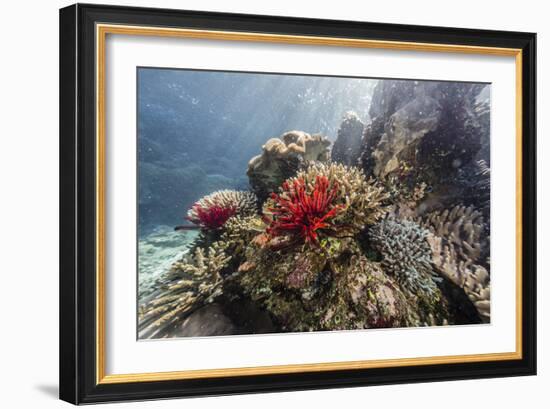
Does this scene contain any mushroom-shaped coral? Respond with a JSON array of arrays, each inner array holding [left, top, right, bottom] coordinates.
[[247, 131, 331, 201], [186, 190, 257, 230]]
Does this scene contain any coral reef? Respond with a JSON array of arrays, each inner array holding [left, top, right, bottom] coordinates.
[[136, 69, 494, 340], [229, 163, 433, 331], [140, 122, 490, 338], [247, 131, 331, 201], [186, 190, 257, 230], [139, 79, 491, 338], [331, 112, 364, 166]]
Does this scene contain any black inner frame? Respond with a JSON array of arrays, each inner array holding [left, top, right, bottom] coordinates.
[[59, 3, 536, 404]]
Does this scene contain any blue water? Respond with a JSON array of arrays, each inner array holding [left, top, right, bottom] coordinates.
[[137, 68, 378, 234]]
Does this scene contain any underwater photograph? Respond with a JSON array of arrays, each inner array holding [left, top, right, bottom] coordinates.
[[137, 67, 491, 340]]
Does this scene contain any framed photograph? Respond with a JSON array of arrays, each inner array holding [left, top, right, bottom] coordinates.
[[59, 3, 536, 404]]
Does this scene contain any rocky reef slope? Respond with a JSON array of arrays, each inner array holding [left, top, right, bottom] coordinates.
[[138, 81, 491, 338]]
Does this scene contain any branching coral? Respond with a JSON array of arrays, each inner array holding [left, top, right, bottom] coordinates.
[[138, 244, 231, 339], [299, 163, 389, 230], [263, 162, 388, 249], [186, 190, 257, 230], [369, 218, 442, 303], [216, 215, 266, 265]]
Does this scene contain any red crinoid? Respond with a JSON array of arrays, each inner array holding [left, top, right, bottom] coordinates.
[[185, 190, 257, 231], [266, 175, 344, 245], [187, 204, 237, 229]]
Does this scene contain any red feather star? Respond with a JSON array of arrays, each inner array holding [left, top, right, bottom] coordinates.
[[187, 204, 237, 229], [266, 175, 344, 245]]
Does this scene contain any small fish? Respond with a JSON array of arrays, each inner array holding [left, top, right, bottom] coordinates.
[[174, 225, 200, 231]]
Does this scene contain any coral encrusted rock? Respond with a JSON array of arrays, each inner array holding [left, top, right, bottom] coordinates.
[[359, 81, 490, 211], [331, 112, 364, 166]]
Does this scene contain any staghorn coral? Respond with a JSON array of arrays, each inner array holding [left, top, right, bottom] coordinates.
[[186, 190, 257, 230], [421, 205, 490, 322], [369, 218, 442, 304], [138, 243, 231, 339], [247, 131, 331, 201]]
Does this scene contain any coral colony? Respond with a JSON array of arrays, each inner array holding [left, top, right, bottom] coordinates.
[[138, 80, 491, 339]]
